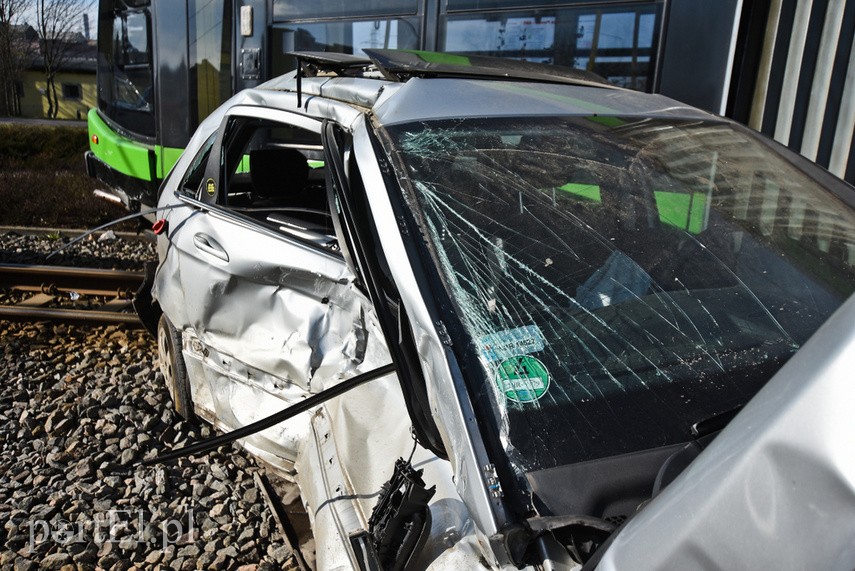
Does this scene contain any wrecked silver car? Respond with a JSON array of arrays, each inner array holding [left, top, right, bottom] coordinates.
[[148, 50, 855, 569]]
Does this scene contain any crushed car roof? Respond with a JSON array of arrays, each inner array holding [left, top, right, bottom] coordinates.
[[256, 50, 713, 125]]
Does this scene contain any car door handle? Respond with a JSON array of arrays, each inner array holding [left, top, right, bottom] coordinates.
[[193, 233, 229, 263]]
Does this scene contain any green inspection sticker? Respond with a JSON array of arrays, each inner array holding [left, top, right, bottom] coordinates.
[[205, 178, 216, 197], [496, 355, 550, 403]]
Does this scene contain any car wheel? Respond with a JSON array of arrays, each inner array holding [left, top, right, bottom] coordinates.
[[157, 314, 195, 421]]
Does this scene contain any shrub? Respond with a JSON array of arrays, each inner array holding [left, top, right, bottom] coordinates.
[[0, 123, 90, 171], [0, 123, 133, 229]]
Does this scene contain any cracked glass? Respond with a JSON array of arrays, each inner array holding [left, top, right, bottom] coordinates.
[[383, 116, 855, 474]]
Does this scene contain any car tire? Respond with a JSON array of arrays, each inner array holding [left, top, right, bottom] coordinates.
[[157, 314, 195, 421]]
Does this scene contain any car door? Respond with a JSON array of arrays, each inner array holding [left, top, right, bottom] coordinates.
[[158, 106, 388, 467]]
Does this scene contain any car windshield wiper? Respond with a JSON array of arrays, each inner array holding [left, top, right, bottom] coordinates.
[[690, 405, 743, 439]]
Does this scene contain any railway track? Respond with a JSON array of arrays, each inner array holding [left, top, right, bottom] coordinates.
[[0, 263, 145, 326]]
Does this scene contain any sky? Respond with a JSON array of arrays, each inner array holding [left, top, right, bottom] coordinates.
[[20, 1, 99, 41]]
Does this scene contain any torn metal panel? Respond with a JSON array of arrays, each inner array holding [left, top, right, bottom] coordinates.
[[154, 185, 390, 474], [294, 362, 497, 571], [159, 204, 381, 390], [298, 407, 365, 571], [596, 293, 855, 570], [181, 331, 313, 469], [259, 75, 392, 111]]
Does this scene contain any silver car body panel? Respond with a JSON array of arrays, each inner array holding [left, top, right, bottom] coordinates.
[[154, 103, 384, 464], [596, 293, 855, 571], [156, 199, 387, 463], [181, 328, 313, 472], [372, 77, 711, 126]]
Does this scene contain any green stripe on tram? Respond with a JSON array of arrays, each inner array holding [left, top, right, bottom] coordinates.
[[88, 109, 155, 182]]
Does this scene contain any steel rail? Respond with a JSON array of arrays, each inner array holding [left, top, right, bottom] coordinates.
[[0, 306, 142, 325], [0, 263, 144, 295], [0, 263, 145, 327]]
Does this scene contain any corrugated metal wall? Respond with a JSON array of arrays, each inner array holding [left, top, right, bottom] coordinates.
[[747, 0, 855, 184]]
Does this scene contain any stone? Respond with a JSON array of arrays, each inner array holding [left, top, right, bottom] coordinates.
[[108, 560, 132, 571], [75, 461, 93, 479], [176, 545, 200, 559], [237, 527, 255, 544], [96, 554, 119, 569], [210, 552, 231, 570], [39, 552, 72, 570], [119, 449, 135, 466], [270, 544, 292, 564], [195, 551, 215, 569], [13, 558, 36, 571], [219, 545, 238, 559], [242, 488, 258, 504], [209, 503, 227, 518]]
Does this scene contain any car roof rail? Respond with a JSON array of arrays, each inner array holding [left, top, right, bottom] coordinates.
[[362, 49, 616, 89]]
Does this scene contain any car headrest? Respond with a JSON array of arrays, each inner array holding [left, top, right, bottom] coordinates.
[[250, 148, 310, 198]]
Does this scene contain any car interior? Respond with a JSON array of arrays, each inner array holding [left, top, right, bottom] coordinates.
[[178, 116, 337, 250], [225, 120, 335, 246]]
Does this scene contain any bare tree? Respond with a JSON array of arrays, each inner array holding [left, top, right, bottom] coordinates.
[[0, 0, 33, 116], [35, 0, 94, 118]]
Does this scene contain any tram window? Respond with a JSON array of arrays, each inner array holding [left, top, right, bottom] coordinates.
[[271, 18, 420, 76], [448, 0, 543, 8], [273, 0, 417, 20], [189, 0, 233, 125], [115, 11, 150, 67], [447, 0, 659, 10], [100, 7, 154, 137], [440, 2, 662, 92]]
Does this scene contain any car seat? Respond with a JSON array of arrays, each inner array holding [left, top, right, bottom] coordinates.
[[250, 148, 310, 208]]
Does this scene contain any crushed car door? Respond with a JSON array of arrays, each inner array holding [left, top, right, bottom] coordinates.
[[161, 107, 385, 465]]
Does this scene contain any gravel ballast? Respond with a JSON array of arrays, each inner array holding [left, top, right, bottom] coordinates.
[[0, 231, 312, 570], [0, 228, 157, 271]]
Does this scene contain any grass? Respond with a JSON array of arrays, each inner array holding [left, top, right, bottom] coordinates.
[[0, 123, 134, 229]]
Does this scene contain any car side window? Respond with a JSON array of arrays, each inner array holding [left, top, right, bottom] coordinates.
[[215, 116, 335, 249], [178, 132, 216, 195]]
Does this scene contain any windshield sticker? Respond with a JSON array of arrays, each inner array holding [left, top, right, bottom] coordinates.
[[480, 325, 546, 362], [205, 178, 216, 197], [496, 356, 550, 403]]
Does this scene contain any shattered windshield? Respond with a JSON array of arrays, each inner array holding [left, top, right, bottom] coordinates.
[[383, 116, 855, 473]]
